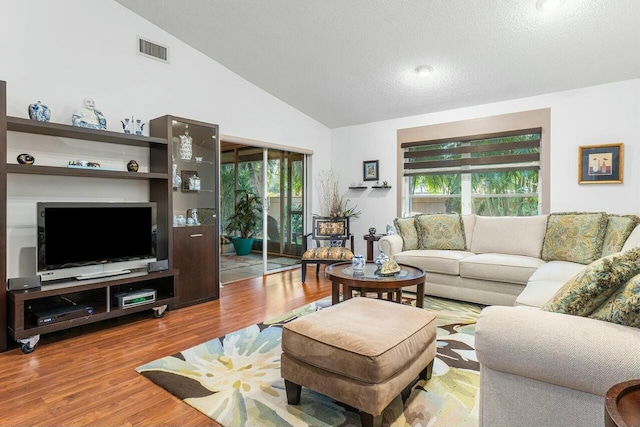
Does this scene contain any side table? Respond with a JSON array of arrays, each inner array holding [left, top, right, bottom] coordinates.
[[363, 234, 385, 261], [605, 379, 640, 427]]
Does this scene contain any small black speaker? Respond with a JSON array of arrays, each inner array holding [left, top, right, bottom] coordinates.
[[148, 259, 169, 273], [8, 275, 42, 291]]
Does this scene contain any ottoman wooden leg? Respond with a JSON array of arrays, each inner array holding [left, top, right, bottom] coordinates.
[[420, 359, 434, 381], [301, 264, 307, 282], [284, 379, 301, 405], [360, 411, 382, 427]]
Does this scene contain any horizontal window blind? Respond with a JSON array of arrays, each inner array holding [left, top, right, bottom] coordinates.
[[401, 128, 541, 177]]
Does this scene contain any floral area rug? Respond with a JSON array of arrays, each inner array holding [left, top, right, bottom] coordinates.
[[136, 296, 483, 427]]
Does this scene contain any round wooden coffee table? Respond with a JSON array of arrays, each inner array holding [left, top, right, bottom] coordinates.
[[325, 262, 426, 308]]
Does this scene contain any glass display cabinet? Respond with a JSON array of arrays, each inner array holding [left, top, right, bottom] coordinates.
[[150, 115, 220, 307]]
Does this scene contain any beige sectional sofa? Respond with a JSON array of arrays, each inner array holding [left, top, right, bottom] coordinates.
[[378, 213, 640, 427]]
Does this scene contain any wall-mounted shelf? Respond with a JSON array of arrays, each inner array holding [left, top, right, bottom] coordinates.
[[7, 116, 168, 147], [6, 164, 168, 180], [348, 186, 367, 189], [372, 185, 392, 189]]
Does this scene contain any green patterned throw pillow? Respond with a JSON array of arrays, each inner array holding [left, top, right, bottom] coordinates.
[[541, 212, 608, 264], [393, 216, 419, 251], [414, 213, 466, 250], [601, 214, 640, 257], [541, 248, 640, 316], [591, 273, 640, 327]]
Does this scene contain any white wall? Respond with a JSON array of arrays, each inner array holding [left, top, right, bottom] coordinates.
[[1, 0, 331, 277], [331, 79, 640, 255]]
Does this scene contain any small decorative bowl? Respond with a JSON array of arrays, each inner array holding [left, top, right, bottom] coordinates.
[[17, 153, 35, 165]]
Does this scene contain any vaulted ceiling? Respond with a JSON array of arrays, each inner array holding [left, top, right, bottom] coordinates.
[[116, 0, 640, 128]]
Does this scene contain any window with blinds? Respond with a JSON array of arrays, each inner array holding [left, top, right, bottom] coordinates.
[[402, 128, 542, 216]]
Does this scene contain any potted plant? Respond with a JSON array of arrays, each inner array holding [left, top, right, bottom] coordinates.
[[225, 190, 262, 256]]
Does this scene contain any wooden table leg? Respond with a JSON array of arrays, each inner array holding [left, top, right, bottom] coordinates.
[[416, 281, 425, 308], [344, 285, 353, 301], [366, 239, 374, 261], [332, 280, 340, 305]]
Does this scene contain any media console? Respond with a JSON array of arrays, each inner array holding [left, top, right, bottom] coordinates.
[[8, 269, 177, 353]]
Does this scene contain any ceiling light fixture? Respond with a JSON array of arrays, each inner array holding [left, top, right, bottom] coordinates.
[[415, 65, 433, 77], [536, 0, 565, 11]]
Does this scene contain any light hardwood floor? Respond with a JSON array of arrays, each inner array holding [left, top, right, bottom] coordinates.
[[0, 267, 331, 426]]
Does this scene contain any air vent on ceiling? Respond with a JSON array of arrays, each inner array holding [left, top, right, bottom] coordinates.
[[137, 36, 169, 63]]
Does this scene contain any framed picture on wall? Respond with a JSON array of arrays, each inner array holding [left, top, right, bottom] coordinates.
[[578, 143, 623, 184], [363, 160, 379, 181]]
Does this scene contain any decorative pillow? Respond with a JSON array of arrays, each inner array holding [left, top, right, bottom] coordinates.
[[414, 213, 466, 250], [590, 273, 640, 327], [393, 217, 418, 251], [541, 212, 608, 264], [541, 248, 640, 316], [601, 214, 640, 257]]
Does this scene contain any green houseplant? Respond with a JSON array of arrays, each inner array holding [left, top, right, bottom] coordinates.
[[225, 190, 262, 256]]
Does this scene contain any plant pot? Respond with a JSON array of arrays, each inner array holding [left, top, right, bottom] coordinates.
[[232, 237, 254, 256]]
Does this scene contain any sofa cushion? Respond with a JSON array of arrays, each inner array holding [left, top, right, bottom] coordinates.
[[601, 214, 640, 256], [541, 212, 608, 264], [541, 248, 640, 316], [590, 273, 640, 327], [393, 216, 418, 251], [470, 215, 547, 258], [414, 213, 467, 250], [515, 261, 587, 308], [459, 253, 545, 285], [394, 249, 475, 276]]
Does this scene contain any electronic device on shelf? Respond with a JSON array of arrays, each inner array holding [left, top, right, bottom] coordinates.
[[36, 202, 157, 282], [31, 304, 94, 326], [115, 289, 157, 309]]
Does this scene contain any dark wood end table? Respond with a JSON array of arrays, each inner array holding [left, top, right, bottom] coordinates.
[[325, 262, 426, 308], [605, 379, 640, 427], [363, 234, 385, 261]]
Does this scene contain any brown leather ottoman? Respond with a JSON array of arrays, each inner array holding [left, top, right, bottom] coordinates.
[[281, 297, 437, 427]]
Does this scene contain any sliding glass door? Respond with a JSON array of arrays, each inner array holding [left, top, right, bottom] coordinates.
[[220, 143, 306, 281], [264, 149, 304, 273]]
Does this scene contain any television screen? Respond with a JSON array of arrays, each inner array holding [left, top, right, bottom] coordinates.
[[37, 202, 156, 280]]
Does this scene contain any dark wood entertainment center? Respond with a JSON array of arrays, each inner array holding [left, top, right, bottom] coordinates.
[[0, 81, 220, 353]]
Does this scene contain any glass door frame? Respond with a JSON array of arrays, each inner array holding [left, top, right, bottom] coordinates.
[[219, 136, 310, 278]]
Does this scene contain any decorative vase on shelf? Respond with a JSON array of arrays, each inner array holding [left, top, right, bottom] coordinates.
[[188, 175, 201, 191], [28, 101, 51, 122], [179, 129, 193, 160], [135, 119, 145, 135], [121, 118, 132, 134], [17, 153, 35, 165], [127, 160, 139, 172], [172, 164, 181, 189]]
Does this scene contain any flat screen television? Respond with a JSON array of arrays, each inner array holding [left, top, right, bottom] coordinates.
[[37, 202, 157, 282]]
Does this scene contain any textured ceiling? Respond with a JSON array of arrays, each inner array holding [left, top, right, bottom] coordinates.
[[115, 0, 640, 128]]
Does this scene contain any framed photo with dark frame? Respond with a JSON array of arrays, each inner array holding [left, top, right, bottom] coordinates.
[[578, 143, 623, 184], [363, 160, 379, 181]]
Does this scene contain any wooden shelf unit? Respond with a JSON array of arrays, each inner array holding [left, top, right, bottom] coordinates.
[[1, 80, 176, 352], [8, 270, 178, 341]]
